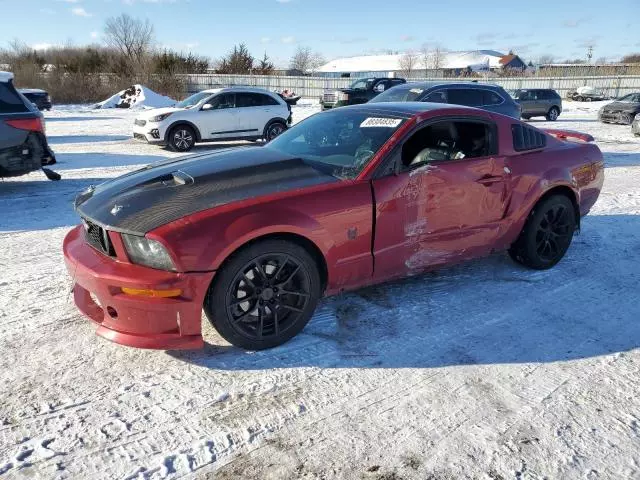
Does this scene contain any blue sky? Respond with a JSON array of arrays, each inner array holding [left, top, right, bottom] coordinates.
[[4, 0, 639, 66]]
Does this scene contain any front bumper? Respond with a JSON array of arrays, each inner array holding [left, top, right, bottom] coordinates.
[[599, 111, 635, 124], [63, 225, 215, 350], [132, 123, 165, 145]]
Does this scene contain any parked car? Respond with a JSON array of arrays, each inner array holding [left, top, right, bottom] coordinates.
[[18, 88, 52, 111], [320, 77, 407, 110], [567, 86, 606, 102], [370, 81, 521, 118], [632, 114, 640, 136], [1, 72, 56, 178], [509, 89, 562, 121], [598, 93, 640, 125], [65, 102, 604, 351], [133, 87, 292, 151]]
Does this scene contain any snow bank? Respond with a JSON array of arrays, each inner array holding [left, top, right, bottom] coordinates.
[[0, 71, 14, 82], [95, 84, 176, 110]]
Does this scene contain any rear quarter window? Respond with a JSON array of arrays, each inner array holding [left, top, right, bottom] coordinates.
[[0, 83, 29, 114], [483, 90, 503, 105], [512, 124, 547, 151]]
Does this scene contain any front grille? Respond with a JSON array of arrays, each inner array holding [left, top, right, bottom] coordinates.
[[134, 119, 147, 127], [83, 219, 116, 257]]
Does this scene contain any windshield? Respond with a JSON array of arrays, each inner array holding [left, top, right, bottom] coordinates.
[[349, 79, 374, 90], [617, 93, 639, 102], [175, 91, 213, 109], [369, 85, 424, 103], [266, 110, 406, 179]]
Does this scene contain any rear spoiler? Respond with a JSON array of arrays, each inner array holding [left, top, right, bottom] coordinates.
[[543, 129, 594, 143]]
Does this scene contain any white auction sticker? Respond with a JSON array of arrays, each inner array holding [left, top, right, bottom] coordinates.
[[360, 117, 402, 128], [409, 88, 424, 94]]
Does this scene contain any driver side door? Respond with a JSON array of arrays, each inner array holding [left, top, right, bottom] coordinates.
[[371, 117, 511, 280], [194, 93, 239, 140]]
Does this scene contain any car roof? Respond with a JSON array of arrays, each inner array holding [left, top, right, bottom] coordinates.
[[202, 86, 282, 95], [338, 101, 484, 118], [0, 71, 14, 82], [393, 81, 503, 90]]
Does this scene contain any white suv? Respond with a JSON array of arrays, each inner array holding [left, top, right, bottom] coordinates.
[[133, 87, 292, 151]]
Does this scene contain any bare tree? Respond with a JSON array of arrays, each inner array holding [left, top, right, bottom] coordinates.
[[289, 46, 325, 74], [536, 54, 556, 65], [104, 14, 154, 64], [398, 50, 419, 78]]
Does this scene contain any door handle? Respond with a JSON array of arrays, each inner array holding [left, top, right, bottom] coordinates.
[[476, 175, 503, 185]]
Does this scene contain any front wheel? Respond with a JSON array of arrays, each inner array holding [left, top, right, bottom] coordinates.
[[546, 107, 560, 121], [621, 113, 633, 125], [204, 239, 321, 350], [169, 125, 195, 152], [509, 195, 577, 270], [264, 121, 287, 142]]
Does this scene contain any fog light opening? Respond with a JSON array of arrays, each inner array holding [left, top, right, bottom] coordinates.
[[106, 306, 118, 318]]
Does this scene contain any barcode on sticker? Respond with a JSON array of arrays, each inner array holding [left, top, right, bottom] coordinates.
[[360, 117, 402, 128]]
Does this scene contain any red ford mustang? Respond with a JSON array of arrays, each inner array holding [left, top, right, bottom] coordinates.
[[63, 103, 604, 350]]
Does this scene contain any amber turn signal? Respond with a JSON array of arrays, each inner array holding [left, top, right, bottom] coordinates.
[[121, 287, 182, 298]]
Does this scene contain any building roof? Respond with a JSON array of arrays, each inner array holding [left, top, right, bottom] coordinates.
[[317, 50, 506, 73], [499, 54, 517, 66]]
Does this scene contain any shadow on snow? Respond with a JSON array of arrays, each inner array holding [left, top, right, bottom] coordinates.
[[169, 214, 640, 371]]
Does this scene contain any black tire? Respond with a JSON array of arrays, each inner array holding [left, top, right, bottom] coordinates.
[[169, 125, 196, 152], [508, 195, 577, 270], [263, 121, 287, 142], [621, 113, 633, 125], [521, 115, 531, 120], [204, 239, 321, 350], [546, 107, 560, 121], [575, 95, 584, 102]]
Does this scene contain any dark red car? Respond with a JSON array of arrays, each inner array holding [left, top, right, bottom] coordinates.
[[63, 103, 604, 351]]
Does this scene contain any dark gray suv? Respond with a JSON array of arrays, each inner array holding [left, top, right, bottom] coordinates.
[[368, 81, 521, 118], [509, 89, 562, 121], [1, 72, 56, 178]]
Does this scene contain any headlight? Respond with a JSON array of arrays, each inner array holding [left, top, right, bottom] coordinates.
[[121, 234, 175, 271], [148, 112, 173, 123], [635, 113, 640, 120]]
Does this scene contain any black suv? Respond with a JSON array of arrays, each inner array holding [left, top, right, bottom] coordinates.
[[1, 72, 56, 178], [369, 81, 521, 118], [320, 77, 407, 110], [509, 89, 562, 121], [18, 88, 52, 111]]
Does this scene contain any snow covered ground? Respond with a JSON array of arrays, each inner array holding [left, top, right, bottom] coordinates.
[[0, 101, 639, 479]]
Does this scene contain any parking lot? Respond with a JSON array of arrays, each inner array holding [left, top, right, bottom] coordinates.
[[1, 101, 639, 479]]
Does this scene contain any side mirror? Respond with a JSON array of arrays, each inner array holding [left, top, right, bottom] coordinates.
[[202, 103, 214, 111]]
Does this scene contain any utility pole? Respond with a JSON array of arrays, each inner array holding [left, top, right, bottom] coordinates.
[[587, 45, 593, 63]]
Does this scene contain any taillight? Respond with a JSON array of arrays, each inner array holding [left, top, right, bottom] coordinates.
[[5, 117, 44, 133]]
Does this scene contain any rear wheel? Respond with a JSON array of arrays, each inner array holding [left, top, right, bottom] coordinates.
[[509, 195, 577, 270], [621, 113, 633, 125], [169, 125, 195, 151], [204, 239, 321, 350], [575, 95, 584, 102], [546, 107, 560, 121], [264, 121, 287, 142]]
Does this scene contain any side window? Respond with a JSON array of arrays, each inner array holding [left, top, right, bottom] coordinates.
[[259, 94, 280, 106], [512, 124, 546, 151], [400, 120, 496, 169], [373, 81, 387, 93], [519, 90, 532, 101], [483, 90, 503, 105], [236, 93, 264, 108], [0, 83, 29, 113], [447, 88, 484, 107], [423, 90, 447, 103], [206, 93, 234, 109]]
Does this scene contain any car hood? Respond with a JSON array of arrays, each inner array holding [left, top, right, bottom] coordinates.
[[602, 101, 640, 112], [74, 147, 339, 235], [137, 106, 184, 119]]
